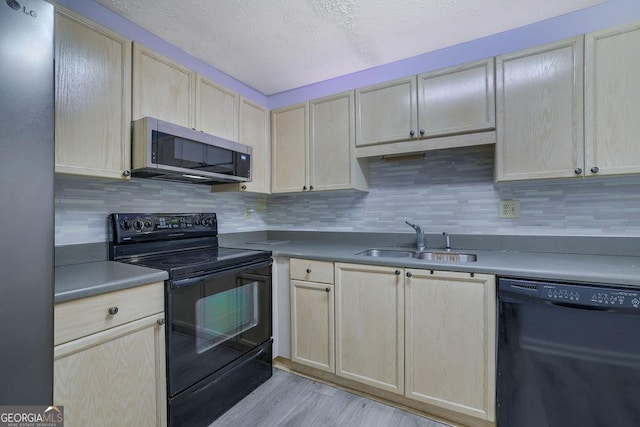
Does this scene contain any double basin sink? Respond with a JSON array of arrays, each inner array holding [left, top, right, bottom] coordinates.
[[356, 248, 477, 263]]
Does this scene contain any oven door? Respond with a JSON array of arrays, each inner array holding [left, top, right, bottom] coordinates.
[[167, 258, 272, 397]]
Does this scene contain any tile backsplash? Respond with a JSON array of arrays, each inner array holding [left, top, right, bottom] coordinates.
[[55, 145, 640, 245], [55, 176, 267, 245], [268, 146, 640, 236]]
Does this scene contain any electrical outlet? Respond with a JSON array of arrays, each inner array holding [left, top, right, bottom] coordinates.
[[499, 200, 520, 219]]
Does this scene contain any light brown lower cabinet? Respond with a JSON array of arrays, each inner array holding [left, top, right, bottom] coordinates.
[[335, 263, 405, 395], [54, 283, 166, 427], [292, 262, 496, 425], [405, 269, 496, 422], [290, 258, 335, 372]]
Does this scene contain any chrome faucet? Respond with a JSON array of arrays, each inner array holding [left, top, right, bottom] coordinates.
[[405, 221, 425, 252]]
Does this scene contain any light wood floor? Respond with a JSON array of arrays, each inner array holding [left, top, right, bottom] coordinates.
[[211, 368, 448, 427]]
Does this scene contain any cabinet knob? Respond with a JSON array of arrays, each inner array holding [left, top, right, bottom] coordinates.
[[241, 185, 247, 190], [157, 318, 165, 326], [409, 130, 415, 137], [325, 287, 331, 293], [419, 129, 425, 136], [309, 185, 314, 190], [395, 270, 401, 275], [590, 166, 599, 174], [108, 306, 119, 315], [122, 170, 131, 177], [303, 186, 307, 190], [574, 168, 583, 175], [406, 272, 413, 278], [306, 268, 312, 274]]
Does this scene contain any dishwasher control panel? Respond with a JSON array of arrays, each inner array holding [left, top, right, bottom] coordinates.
[[499, 278, 640, 310]]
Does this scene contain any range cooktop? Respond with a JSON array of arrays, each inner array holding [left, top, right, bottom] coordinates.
[[109, 213, 271, 280], [123, 246, 270, 279]]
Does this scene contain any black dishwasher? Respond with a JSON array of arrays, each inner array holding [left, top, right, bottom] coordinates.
[[497, 278, 640, 427]]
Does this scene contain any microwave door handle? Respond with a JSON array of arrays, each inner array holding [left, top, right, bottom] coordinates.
[[171, 259, 272, 289]]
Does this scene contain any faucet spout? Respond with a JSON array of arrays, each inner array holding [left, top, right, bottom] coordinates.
[[405, 221, 425, 252]]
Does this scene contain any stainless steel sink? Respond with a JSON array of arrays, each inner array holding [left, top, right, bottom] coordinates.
[[356, 249, 415, 258], [356, 248, 477, 262], [412, 251, 477, 262]]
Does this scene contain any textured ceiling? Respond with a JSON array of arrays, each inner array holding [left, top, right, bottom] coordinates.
[[95, 0, 606, 95]]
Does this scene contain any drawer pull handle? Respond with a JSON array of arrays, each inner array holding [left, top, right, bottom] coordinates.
[[395, 270, 401, 275], [108, 306, 119, 316], [306, 268, 312, 274], [325, 287, 331, 293], [157, 318, 165, 326], [406, 272, 413, 278]]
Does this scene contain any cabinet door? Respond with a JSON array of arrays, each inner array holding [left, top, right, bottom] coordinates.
[[356, 76, 417, 146], [585, 22, 640, 176], [239, 97, 270, 193], [54, 8, 131, 179], [335, 263, 404, 394], [54, 314, 167, 427], [271, 103, 308, 193], [310, 91, 358, 191], [196, 75, 238, 141], [405, 270, 496, 422], [132, 42, 195, 127], [290, 280, 334, 372], [496, 37, 584, 181], [418, 58, 495, 138]]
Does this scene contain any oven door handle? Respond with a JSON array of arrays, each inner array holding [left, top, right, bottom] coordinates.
[[171, 258, 272, 289]]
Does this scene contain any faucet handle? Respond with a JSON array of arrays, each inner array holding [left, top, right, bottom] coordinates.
[[442, 232, 451, 251]]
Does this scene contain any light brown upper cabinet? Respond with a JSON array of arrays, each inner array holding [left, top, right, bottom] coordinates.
[[214, 97, 271, 194], [310, 92, 368, 192], [356, 76, 417, 147], [585, 22, 640, 177], [272, 91, 368, 193], [355, 59, 496, 158], [196, 77, 239, 142], [495, 37, 585, 181], [133, 43, 242, 142], [271, 102, 308, 193], [132, 42, 196, 128], [54, 7, 132, 180], [418, 59, 495, 138]]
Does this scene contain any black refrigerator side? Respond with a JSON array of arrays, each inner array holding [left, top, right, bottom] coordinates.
[[0, 0, 54, 404]]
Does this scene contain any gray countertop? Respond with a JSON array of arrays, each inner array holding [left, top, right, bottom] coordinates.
[[54, 233, 640, 304], [235, 239, 640, 288], [54, 261, 168, 303]]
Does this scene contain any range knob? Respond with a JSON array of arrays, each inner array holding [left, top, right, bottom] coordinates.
[[120, 220, 131, 230], [144, 221, 152, 228], [133, 220, 144, 230], [201, 218, 209, 226]]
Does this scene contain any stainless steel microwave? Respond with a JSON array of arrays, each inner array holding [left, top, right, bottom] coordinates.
[[131, 117, 251, 185]]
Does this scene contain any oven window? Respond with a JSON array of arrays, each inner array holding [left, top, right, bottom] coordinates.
[[194, 280, 259, 353]]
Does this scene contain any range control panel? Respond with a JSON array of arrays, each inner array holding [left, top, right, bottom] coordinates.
[[499, 278, 640, 310], [111, 213, 217, 243]]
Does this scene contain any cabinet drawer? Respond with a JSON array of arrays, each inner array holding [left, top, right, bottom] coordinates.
[[290, 258, 334, 284], [55, 282, 164, 345]]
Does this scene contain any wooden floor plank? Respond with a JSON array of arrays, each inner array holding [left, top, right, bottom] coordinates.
[[211, 369, 447, 427]]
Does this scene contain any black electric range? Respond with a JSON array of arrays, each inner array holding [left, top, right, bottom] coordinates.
[[109, 213, 273, 427]]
